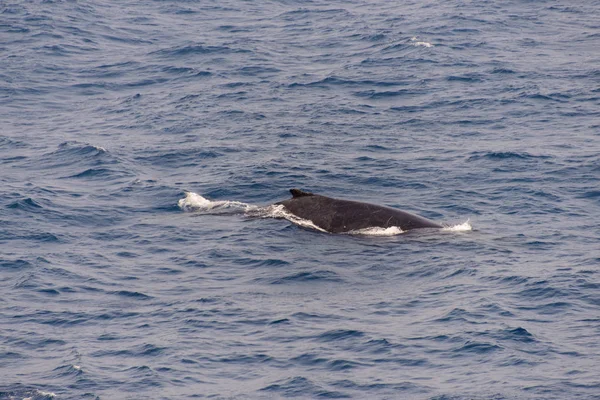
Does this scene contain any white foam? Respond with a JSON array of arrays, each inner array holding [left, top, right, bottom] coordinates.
[[411, 36, 433, 47], [179, 192, 327, 231], [178, 192, 251, 213], [24, 391, 57, 400], [256, 204, 328, 233], [442, 219, 472, 232], [347, 226, 404, 236]]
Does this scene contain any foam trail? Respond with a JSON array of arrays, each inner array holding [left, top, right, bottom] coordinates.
[[178, 192, 253, 213], [347, 226, 404, 236], [252, 204, 328, 233], [178, 192, 327, 231], [442, 219, 472, 232]]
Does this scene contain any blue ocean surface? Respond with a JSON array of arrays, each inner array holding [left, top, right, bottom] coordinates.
[[1, 0, 600, 399]]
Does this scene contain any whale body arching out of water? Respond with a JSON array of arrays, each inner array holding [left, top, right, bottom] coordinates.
[[275, 189, 442, 233]]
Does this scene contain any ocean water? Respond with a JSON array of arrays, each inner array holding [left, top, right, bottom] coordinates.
[[1, 0, 600, 399]]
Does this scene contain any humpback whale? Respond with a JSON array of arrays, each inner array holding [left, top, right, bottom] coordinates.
[[276, 189, 442, 233]]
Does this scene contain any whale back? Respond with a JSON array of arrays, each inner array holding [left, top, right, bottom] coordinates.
[[276, 189, 441, 233]]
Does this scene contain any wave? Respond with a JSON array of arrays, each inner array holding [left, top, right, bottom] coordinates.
[[270, 270, 342, 284], [150, 44, 251, 58], [468, 151, 552, 161], [6, 197, 44, 211], [0, 388, 57, 399], [38, 141, 109, 167], [260, 376, 348, 398], [26, 142, 130, 182]]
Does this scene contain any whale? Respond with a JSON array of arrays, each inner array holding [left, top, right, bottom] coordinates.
[[275, 189, 443, 233]]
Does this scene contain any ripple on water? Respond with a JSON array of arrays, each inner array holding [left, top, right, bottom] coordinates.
[[268, 270, 343, 284], [2, 1, 600, 399], [260, 376, 350, 399]]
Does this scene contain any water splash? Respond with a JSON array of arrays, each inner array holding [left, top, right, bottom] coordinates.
[[411, 36, 433, 47], [443, 219, 473, 232], [177, 191, 252, 212], [258, 204, 328, 233]]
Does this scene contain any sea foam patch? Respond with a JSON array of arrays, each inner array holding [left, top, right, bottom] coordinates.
[[250, 204, 328, 233], [348, 226, 404, 236], [178, 191, 251, 212], [442, 219, 472, 232], [411, 36, 433, 47]]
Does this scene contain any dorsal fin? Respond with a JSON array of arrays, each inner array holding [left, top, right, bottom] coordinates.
[[290, 188, 314, 198]]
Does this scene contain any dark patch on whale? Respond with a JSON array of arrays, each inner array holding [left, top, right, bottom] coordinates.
[[276, 189, 442, 233]]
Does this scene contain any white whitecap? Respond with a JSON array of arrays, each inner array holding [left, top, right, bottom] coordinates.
[[411, 36, 433, 47], [442, 219, 472, 232], [25, 391, 57, 399]]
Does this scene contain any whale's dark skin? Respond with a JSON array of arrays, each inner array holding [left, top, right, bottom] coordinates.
[[275, 189, 443, 233]]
